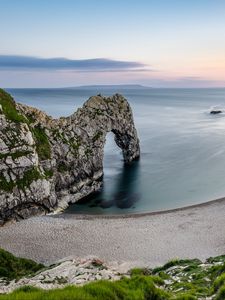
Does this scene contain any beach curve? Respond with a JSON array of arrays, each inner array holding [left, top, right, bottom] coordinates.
[[0, 197, 225, 269]]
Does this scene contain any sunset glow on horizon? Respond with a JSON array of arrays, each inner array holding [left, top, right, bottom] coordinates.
[[0, 0, 225, 88]]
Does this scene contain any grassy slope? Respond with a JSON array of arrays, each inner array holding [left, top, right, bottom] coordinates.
[[0, 277, 170, 300], [0, 89, 27, 123], [1, 249, 225, 299], [0, 249, 44, 281]]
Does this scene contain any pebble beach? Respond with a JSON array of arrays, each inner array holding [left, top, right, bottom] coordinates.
[[0, 198, 225, 268]]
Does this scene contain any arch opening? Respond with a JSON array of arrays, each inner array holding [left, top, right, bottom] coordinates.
[[65, 132, 140, 214]]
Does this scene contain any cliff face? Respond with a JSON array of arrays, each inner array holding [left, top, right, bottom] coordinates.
[[0, 89, 140, 224]]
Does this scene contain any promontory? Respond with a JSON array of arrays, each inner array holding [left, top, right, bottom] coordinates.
[[0, 89, 140, 224]]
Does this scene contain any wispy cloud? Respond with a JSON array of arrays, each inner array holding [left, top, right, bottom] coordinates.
[[0, 55, 149, 72]]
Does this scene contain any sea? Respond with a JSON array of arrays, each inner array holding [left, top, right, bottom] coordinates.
[[7, 86, 225, 215]]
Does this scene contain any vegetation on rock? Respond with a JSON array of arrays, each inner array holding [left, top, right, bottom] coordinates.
[[0, 150, 33, 160], [0, 89, 26, 123], [57, 161, 70, 173], [0, 167, 44, 192], [92, 130, 103, 142], [1, 249, 225, 299], [31, 124, 51, 160], [0, 89, 51, 161], [0, 249, 44, 281], [0, 276, 169, 300], [0, 90, 140, 224]]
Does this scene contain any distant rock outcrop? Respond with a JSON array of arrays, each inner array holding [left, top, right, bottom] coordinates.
[[210, 106, 223, 115], [210, 110, 222, 115], [0, 89, 140, 224]]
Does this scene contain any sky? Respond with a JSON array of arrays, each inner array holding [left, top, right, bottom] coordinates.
[[0, 0, 225, 88]]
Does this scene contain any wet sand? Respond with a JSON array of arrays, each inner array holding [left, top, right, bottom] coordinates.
[[0, 198, 225, 268]]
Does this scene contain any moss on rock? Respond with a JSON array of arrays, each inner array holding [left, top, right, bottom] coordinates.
[[31, 125, 51, 160], [0, 167, 44, 192]]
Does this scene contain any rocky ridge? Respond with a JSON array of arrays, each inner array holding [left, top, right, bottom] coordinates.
[[0, 257, 127, 294], [0, 89, 140, 224], [1, 251, 225, 299]]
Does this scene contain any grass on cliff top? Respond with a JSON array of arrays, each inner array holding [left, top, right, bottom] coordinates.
[[0, 89, 26, 123], [2, 274, 225, 300], [0, 276, 170, 300], [151, 256, 225, 299], [0, 249, 44, 280], [0, 89, 51, 160], [1, 248, 225, 299]]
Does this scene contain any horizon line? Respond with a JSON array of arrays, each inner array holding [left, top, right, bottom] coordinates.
[[4, 84, 225, 90]]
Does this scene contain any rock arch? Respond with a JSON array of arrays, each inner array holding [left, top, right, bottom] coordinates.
[[0, 90, 140, 223]]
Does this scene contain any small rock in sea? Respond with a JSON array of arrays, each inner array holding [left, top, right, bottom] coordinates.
[[210, 110, 222, 114]]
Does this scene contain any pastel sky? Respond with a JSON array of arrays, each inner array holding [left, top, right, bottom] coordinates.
[[0, 0, 225, 87]]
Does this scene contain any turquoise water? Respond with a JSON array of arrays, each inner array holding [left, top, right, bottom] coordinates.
[[7, 87, 225, 214]]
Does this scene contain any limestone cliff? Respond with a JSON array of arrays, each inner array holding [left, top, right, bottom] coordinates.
[[0, 89, 140, 224]]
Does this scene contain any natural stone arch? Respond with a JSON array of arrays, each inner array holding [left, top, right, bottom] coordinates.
[[54, 94, 140, 206], [0, 90, 140, 223]]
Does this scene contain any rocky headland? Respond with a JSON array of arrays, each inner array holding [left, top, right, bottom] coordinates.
[[1, 247, 225, 299], [0, 89, 140, 224]]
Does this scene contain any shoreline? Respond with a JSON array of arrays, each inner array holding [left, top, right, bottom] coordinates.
[[0, 196, 225, 269], [59, 196, 225, 219]]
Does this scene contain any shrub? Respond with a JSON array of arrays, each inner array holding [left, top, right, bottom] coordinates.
[[213, 273, 225, 292], [215, 284, 225, 300], [0, 248, 44, 280], [130, 267, 151, 276]]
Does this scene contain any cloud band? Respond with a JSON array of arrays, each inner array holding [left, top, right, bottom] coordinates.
[[0, 55, 146, 72]]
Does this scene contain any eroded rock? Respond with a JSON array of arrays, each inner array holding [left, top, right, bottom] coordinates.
[[0, 89, 140, 223]]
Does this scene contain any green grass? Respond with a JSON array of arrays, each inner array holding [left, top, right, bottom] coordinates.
[[0, 89, 51, 192], [0, 175, 14, 192], [129, 267, 152, 276], [0, 89, 51, 161], [0, 276, 170, 300], [213, 273, 225, 292], [0, 249, 44, 280], [31, 125, 51, 160], [44, 169, 54, 178], [152, 256, 225, 299], [215, 284, 225, 300], [16, 167, 43, 190], [152, 258, 202, 274], [0, 150, 33, 160], [0, 89, 27, 123], [1, 250, 225, 299]]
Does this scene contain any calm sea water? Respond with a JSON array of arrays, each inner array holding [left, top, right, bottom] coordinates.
[[7, 87, 225, 214]]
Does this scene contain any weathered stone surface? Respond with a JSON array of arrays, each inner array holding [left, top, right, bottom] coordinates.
[[0, 90, 140, 223], [0, 257, 128, 294]]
